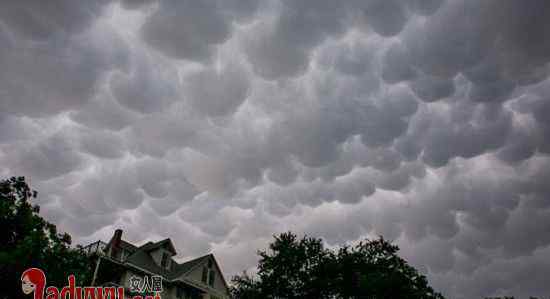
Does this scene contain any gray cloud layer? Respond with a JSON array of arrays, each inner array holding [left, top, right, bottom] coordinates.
[[1, 1, 550, 298]]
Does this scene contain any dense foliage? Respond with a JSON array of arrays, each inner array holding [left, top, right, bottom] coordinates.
[[0, 177, 92, 299], [231, 232, 445, 299]]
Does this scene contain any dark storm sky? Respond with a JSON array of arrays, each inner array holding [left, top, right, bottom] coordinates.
[[1, 1, 550, 298]]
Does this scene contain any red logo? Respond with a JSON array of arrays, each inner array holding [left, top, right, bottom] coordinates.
[[21, 268, 161, 299]]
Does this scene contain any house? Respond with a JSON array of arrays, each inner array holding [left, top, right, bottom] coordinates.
[[84, 229, 230, 299]]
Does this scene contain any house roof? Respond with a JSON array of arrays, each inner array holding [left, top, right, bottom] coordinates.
[[100, 234, 229, 297], [125, 245, 172, 277], [124, 246, 211, 280], [168, 254, 211, 279], [105, 232, 138, 255], [120, 240, 138, 253], [138, 238, 177, 256]]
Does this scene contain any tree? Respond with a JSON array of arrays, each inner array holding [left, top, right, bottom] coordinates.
[[0, 177, 92, 299], [335, 237, 444, 299], [231, 232, 445, 299]]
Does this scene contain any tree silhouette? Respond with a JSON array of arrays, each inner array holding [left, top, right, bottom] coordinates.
[[231, 232, 445, 299], [0, 177, 92, 299]]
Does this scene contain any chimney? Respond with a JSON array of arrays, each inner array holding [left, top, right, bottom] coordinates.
[[108, 229, 123, 259], [113, 229, 123, 249]]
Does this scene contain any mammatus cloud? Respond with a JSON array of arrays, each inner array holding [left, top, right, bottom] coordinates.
[[1, 1, 550, 298]]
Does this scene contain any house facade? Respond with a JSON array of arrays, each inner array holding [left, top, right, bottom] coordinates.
[[84, 229, 230, 299]]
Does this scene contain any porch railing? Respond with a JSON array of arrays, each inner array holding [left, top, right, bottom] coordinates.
[[83, 240, 107, 256]]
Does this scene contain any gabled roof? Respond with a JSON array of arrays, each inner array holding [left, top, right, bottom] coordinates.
[[170, 253, 231, 294], [125, 246, 172, 277], [120, 240, 138, 253], [168, 254, 211, 280], [104, 236, 230, 296], [139, 238, 177, 256]]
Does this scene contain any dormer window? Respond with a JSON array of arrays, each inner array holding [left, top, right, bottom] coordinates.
[[161, 252, 170, 269], [208, 269, 215, 287], [201, 258, 215, 287], [201, 267, 208, 283]]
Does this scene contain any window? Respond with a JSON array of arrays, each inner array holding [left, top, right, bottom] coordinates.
[[208, 269, 215, 287], [201, 267, 208, 283], [161, 252, 169, 268], [176, 287, 185, 298], [202, 259, 215, 287], [200, 259, 217, 287]]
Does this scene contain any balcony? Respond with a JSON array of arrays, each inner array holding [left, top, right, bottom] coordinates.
[[83, 240, 107, 256]]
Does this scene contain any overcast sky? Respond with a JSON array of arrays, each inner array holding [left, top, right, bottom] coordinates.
[[1, 0, 550, 298]]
